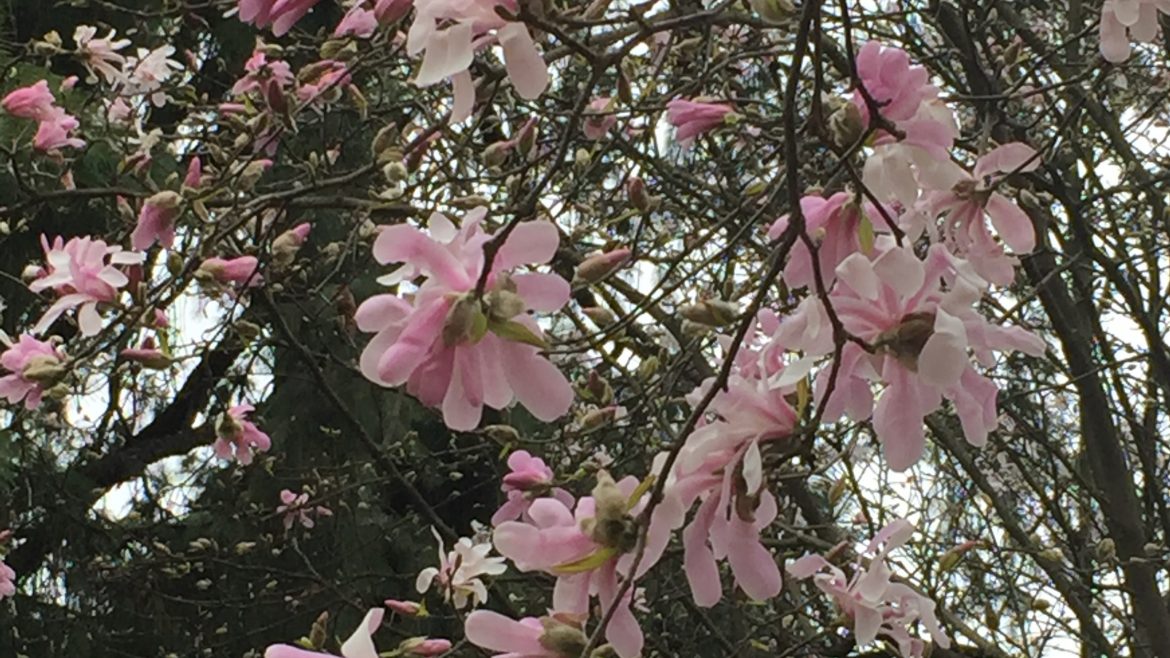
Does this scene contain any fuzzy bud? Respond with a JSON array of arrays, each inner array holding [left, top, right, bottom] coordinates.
[[442, 295, 484, 346], [574, 249, 631, 286], [483, 141, 513, 168], [679, 299, 739, 326], [483, 424, 521, 445], [749, 0, 796, 22], [582, 306, 616, 327]]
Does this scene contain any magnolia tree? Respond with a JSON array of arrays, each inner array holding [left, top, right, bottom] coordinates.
[[1, 0, 1169, 656]]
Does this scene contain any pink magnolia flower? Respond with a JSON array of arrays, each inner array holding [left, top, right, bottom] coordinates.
[[779, 242, 1046, 470], [768, 192, 867, 291], [335, 5, 379, 38], [106, 97, 132, 123], [197, 255, 264, 288], [788, 520, 951, 658], [73, 25, 130, 84], [34, 108, 86, 151], [583, 97, 617, 140], [384, 599, 421, 616], [120, 337, 171, 369], [465, 610, 589, 658], [214, 404, 272, 465], [0, 559, 14, 600], [0, 335, 66, 409], [493, 473, 672, 658], [356, 208, 573, 431], [266, 608, 384, 658], [1099, 0, 1170, 62], [2, 81, 56, 120], [29, 236, 145, 336], [406, 0, 548, 120], [239, 0, 322, 37], [850, 43, 955, 160], [399, 638, 452, 656], [296, 60, 351, 103], [231, 49, 294, 97], [492, 449, 574, 525], [277, 489, 333, 529], [131, 191, 182, 251], [375, 0, 413, 24], [666, 98, 735, 146], [926, 143, 1041, 285], [122, 46, 183, 106], [415, 528, 507, 609], [183, 156, 204, 188]]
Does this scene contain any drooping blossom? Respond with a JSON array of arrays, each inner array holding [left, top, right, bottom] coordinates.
[[356, 207, 573, 431], [28, 236, 145, 336], [493, 472, 673, 658], [0, 334, 66, 409], [924, 143, 1041, 285], [491, 449, 574, 525], [2, 81, 85, 152], [776, 241, 1046, 470], [73, 25, 130, 84], [239, 0, 322, 37], [214, 404, 272, 465], [666, 98, 735, 146], [265, 607, 383, 658], [655, 311, 792, 607], [131, 191, 182, 251], [196, 256, 264, 289], [406, 0, 548, 121], [465, 610, 592, 658], [1099, 0, 1170, 63], [583, 97, 617, 140], [787, 520, 951, 658], [415, 528, 506, 609], [277, 489, 333, 530]]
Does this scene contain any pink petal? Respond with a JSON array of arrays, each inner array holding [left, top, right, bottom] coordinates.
[[373, 225, 472, 289], [502, 344, 572, 421], [512, 272, 570, 312], [726, 516, 782, 601], [464, 611, 545, 654], [974, 143, 1039, 178], [985, 193, 1035, 253], [498, 22, 548, 100], [494, 221, 559, 270]]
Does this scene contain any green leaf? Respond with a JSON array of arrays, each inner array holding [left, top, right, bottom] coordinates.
[[488, 319, 549, 349]]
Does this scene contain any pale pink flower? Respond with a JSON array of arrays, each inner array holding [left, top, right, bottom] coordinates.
[[0, 559, 14, 600], [491, 449, 574, 525], [239, 0, 322, 36], [335, 5, 379, 38], [214, 404, 272, 465], [788, 520, 951, 658], [277, 489, 333, 530], [34, 107, 86, 151], [183, 156, 203, 188], [106, 97, 132, 123], [666, 98, 735, 146], [356, 208, 573, 431], [29, 236, 145, 336], [231, 49, 294, 97], [197, 255, 264, 288], [778, 242, 1046, 470], [854, 41, 932, 123], [0, 335, 66, 409], [265, 608, 383, 658], [583, 97, 617, 140], [768, 192, 867, 291], [1099, 0, 1170, 63], [123, 46, 183, 106], [465, 610, 587, 657], [415, 528, 507, 609], [2, 80, 56, 120], [73, 25, 130, 84], [131, 191, 182, 251], [926, 143, 1041, 285], [406, 0, 548, 120]]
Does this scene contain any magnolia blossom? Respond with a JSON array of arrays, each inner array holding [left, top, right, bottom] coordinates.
[[356, 207, 573, 431], [925, 143, 1040, 285], [214, 404, 272, 465], [120, 337, 170, 369], [406, 0, 548, 121], [2, 81, 85, 151], [493, 472, 673, 658], [0, 334, 66, 409], [778, 242, 1046, 470], [491, 449, 574, 525], [851, 43, 955, 160], [768, 192, 867, 291], [788, 520, 951, 657], [73, 25, 130, 83], [197, 256, 264, 289], [465, 610, 591, 658], [266, 608, 383, 658], [122, 46, 184, 106], [296, 60, 351, 103], [131, 191, 182, 251], [415, 528, 507, 609], [239, 0, 322, 37], [231, 49, 294, 98], [335, 5, 379, 38], [29, 236, 145, 336], [277, 489, 333, 529], [666, 98, 735, 146], [0, 559, 14, 600], [583, 97, 617, 140], [1099, 0, 1170, 62]]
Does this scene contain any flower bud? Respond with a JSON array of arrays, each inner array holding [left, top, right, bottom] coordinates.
[[272, 223, 312, 269], [539, 616, 588, 657], [585, 371, 613, 405], [516, 117, 539, 157], [372, 124, 400, 161], [442, 295, 485, 346], [22, 355, 66, 385], [382, 159, 409, 183], [574, 249, 631, 286], [399, 637, 452, 656], [574, 148, 591, 168], [626, 176, 654, 212], [21, 264, 44, 283], [749, 0, 796, 22], [579, 406, 621, 430], [309, 611, 329, 649], [679, 299, 739, 326], [486, 288, 527, 322], [483, 141, 513, 168], [828, 101, 864, 149], [582, 306, 616, 327], [483, 424, 521, 445], [385, 599, 422, 616]]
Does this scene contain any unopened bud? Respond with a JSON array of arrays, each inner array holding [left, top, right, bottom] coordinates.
[[382, 160, 409, 183], [1095, 537, 1116, 562], [483, 424, 521, 444], [749, 0, 796, 22], [516, 117, 538, 157], [147, 190, 183, 210], [627, 176, 653, 212], [574, 148, 591, 168], [309, 611, 329, 649], [829, 102, 864, 149], [483, 141, 513, 168], [574, 249, 631, 286], [22, 355, 66, 385], [486, 288, 527, 322], [399, 637, 452, 656], [385, 599, 423, 616], [579, 406, 620, 430], [442, 295, 484, 346], [585, 371, 613, 405], [679, 299, 739, 326], [582, 306, 616, 326], [539, 617, 588, 657], [21, 264, 44, 283], [1037, 547, 1064, 563], [372, 124, 400, 160]]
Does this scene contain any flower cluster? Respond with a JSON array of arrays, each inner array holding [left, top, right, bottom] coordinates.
[[415, 528, 507, 610], [0, 335, 67, 410], [214, 404, 272, 465], [28, 236, 145, 337], [1, 80, 85, 151], [277, 489, 334, 530]]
